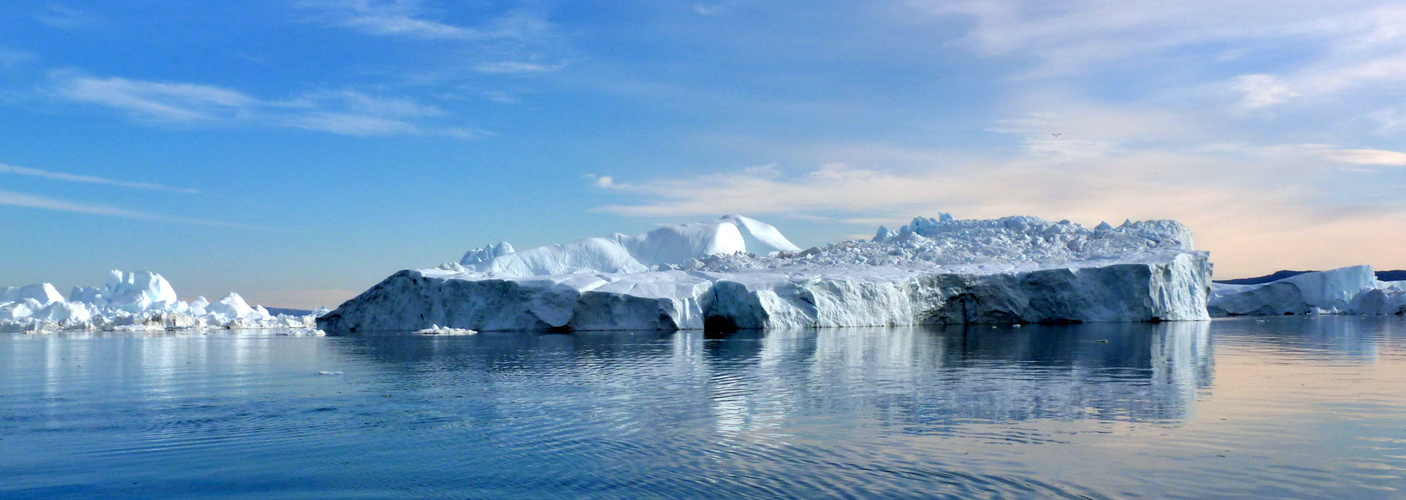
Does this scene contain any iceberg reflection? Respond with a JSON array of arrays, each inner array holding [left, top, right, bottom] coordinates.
[[330, 322, 1214, 443]]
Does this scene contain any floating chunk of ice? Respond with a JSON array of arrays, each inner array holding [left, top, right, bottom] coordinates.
[[320, 214, 1213, 332]]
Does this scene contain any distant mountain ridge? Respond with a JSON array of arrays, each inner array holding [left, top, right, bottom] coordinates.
[[264, 307, 313, 317], [1216, 269, 1406, 285], [1379, 270, 1406, 281]]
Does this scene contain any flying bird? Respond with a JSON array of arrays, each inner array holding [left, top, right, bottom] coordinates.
[[1051, 133, 1062, 137]]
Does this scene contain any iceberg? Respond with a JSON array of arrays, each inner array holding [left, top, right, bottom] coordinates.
[[414, 324, 478, 335], [319, 214, 1212, 333], [0, 270, 322, 333], [1209, 265, 1406, 316]]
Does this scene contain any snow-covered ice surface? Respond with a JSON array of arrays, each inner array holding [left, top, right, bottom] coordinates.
[[453, 214, 800, 277], [320, 214, 1212, 332], [0, 270, 326, 334], [1209, 265, 1406, 316]]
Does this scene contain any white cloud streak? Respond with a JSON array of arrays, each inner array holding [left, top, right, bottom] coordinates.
[[1231, 74, 1299, 109], [0, 190, 231, 226], [0, 48, 34, 68], [0, 163, 200, 194], [36, 4, 97, 29], [1316, 148, 1406, 166], [296, 0, 570, 78], [473, 61, 568, 74], [298, 0, 551, 41], [53, 75, 480, 137], [909, 0, 1406, 117], [917, 0, 1404, 71]]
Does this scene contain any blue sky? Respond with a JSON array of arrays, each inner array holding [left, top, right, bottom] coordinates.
[[2, 0, 1405, 308]]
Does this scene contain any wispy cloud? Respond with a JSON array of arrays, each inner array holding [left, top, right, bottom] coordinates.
[[915, 0, 1406, 75], [36, 4, 97, 29], [0, 48, 35, 68], [0, 163, 200, 194], [0, 190, 231, 226], [297, 0, 571, 78], [52, 74, 481, 137], [473, 61, 568, 74], [299, 0, 553, 41], [1316, 148, 1406, 166], [692, 1, 749, 16], [1231, 74, 1299, 109], [56, 76, 260, 122]]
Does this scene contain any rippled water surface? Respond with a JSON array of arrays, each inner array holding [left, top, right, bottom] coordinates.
[[3, 317, 1406, 498]]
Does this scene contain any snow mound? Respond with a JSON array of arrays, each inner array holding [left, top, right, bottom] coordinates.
[[1209, 265, 1406, 316], [320, 214, 1212, 333], [0, 270, 322, 333], [466, 214, 800, 278]]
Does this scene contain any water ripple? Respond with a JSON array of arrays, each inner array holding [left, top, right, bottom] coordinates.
[[2, 319, 1405, 498]]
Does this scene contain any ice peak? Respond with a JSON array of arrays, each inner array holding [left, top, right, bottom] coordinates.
[[69, 270, 180, 313], [873, 225, 896, 243], [459, 242, 516, 266]]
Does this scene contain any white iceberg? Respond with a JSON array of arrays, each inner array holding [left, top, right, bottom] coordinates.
[[414, 324, 478, 335], [0, 270, 322, 333], [319, 214, 1212, 333], [1209, 265, 1406, 316]]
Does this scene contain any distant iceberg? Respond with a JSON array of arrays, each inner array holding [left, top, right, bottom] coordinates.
[[0, 270, 325, 333], [1209, 265, 1406, 316], [319, 214, 1212, 332]]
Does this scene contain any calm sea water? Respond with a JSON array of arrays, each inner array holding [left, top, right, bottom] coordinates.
[[2, 318, 1405, 499]]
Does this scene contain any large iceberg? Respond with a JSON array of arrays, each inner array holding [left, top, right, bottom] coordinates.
[[1209, 265, 1406, 316], [0, 270, 323, 333], [319, 214, 1213, 333]]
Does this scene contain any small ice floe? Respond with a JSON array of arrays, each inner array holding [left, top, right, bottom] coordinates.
[[413, 324, 477, 335], [317, 371, 344, 376]]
